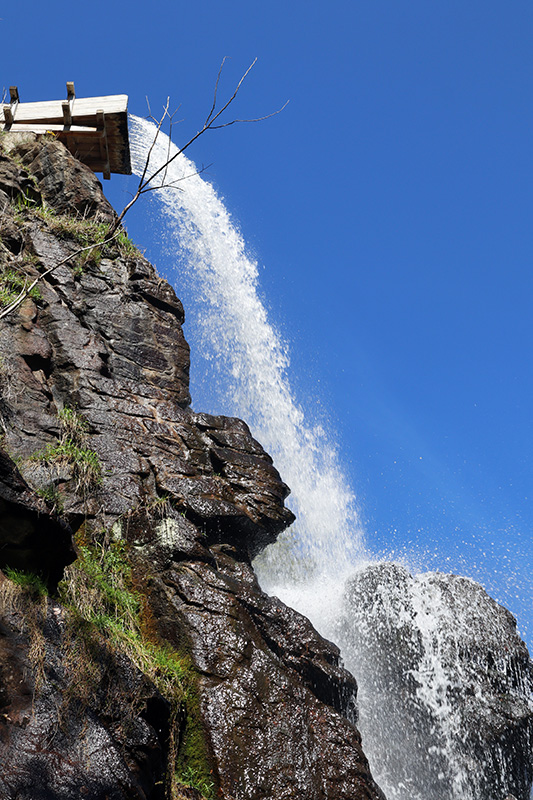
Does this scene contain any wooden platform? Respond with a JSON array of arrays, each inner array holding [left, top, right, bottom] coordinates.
[[2, 83, 131, 179]]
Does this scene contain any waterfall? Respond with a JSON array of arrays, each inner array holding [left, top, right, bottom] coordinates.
[[129, 116, 533, 800], [129, 115, 365, 589]]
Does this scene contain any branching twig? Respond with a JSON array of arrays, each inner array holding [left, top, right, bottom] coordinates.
[[205, 56, 229, 128], [113, 57, 288, 232]]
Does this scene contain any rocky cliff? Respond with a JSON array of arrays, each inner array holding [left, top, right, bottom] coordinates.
[[339, 564, 533, 800], [0, 133, 385, 800]]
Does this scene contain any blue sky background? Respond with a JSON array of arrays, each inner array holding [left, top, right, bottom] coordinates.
[[4, 1, 532, 642]]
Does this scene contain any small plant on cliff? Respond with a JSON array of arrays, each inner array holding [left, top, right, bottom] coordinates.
[[32, 406, 102, 492], [0, 265, 41, 308], [36, 482, 65, 514], [175, 767, 215, 799], [14, 191, 40, 211], [0, 568, 48, 691], [36, 439, 102, 491], [4, 567, 48, 597], [30, 209, 139, 272], [0, 355, 16, 435], [57, 405, 89, 439], [113, 227, 139, 258]]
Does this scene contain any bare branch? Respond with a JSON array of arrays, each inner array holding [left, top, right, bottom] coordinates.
[[131, 58, 264, 201], [208, 99, 290, 129], [137, 163, 211, 194], [203, 57, 258, 130]]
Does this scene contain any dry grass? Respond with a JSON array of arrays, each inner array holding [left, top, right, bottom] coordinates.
[[0, 570, 47, 692]]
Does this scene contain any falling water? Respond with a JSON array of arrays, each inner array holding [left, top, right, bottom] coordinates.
[[129, 115, 365, 590], [128, 116, 533, 800]]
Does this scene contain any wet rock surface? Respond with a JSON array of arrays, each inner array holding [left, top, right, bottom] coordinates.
[[0, 571, 171, 800], [339, 563, 533, 800], [121, 508, 386, 800], [0, 135, 384, 799]]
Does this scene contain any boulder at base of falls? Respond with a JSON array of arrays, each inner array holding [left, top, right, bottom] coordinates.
[[339, 563, 533, 800], [0, 133, 385, 800]]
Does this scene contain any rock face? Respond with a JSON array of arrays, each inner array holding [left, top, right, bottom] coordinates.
[[0, 134, 384, 799], [338, 563, 533, 800]]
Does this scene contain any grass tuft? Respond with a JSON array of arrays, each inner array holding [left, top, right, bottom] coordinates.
[[1, 568, 48, 691], [0, 265, 41, 307], [36, 438, 102, 489], [32, 406, 102, 492], [4, 567, 48, 597]]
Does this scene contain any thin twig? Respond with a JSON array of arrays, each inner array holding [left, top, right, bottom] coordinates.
[[205, 56, 228, 128], [208, 100, 290, 129], [131, 58, 265, 197]]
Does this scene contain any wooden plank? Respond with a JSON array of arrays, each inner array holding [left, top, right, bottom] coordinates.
[[3, 106, 13, 125], [8, 95, 128, 124], [6, 123, 98, 133], [66, 82, 75, 100], [95, 109, 111, 179], [9, 86, 19, 103]]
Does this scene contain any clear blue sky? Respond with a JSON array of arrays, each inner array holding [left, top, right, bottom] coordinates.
[[4, 1, 532, 642]]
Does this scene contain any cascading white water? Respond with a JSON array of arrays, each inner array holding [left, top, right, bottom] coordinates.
[[129, 115, 365, 591], [128, 116, 533, 800]]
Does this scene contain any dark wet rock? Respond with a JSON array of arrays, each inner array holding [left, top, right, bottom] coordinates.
[[340, 563, 533, 800], [0, 447, 74, 587], [0, 151, 41, 205], [146, 548, 384, 800], [0, 140, 293, 555], [0, 573, 171, 800], [2, 133, 115, 222], [0, 136, 384, 800]]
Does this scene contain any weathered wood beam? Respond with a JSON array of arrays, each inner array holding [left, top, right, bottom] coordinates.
[[96, 109, 111, 180], [7, 95, 128, 124], [3, 105, 13, 126], [62, 101, 72, 126], [9, 86, 19, 104], [7, 123, 97, 134], [66, 82, 75, 100]]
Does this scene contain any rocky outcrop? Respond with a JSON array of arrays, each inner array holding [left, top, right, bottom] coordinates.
[[339, 563, 533, 800], [0, 133, 293, 558], [0, 134, 384, 799]]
